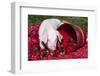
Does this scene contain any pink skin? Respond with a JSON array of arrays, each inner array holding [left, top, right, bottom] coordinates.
[[47, 30, 62, 51]]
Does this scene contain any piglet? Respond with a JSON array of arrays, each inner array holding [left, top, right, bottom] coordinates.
[[39, 18, 63, 52]]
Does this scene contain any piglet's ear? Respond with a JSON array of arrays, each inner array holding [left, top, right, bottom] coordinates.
[[56, 31, 63, 42]]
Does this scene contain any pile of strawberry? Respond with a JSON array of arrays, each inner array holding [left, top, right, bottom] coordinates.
[[28, 23, 88, 61]]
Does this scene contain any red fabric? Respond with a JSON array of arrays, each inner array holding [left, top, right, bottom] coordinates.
[[28, 23, 88, 61]]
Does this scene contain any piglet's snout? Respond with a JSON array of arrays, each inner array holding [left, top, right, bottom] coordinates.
[[48, 44, 56, 51], [51, 46, 56, 50]]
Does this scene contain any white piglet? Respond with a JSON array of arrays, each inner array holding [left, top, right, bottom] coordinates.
[[39, 18, 63, 52]]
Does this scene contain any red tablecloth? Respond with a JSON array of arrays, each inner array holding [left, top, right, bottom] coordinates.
[[28, 23, 88, 61]]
